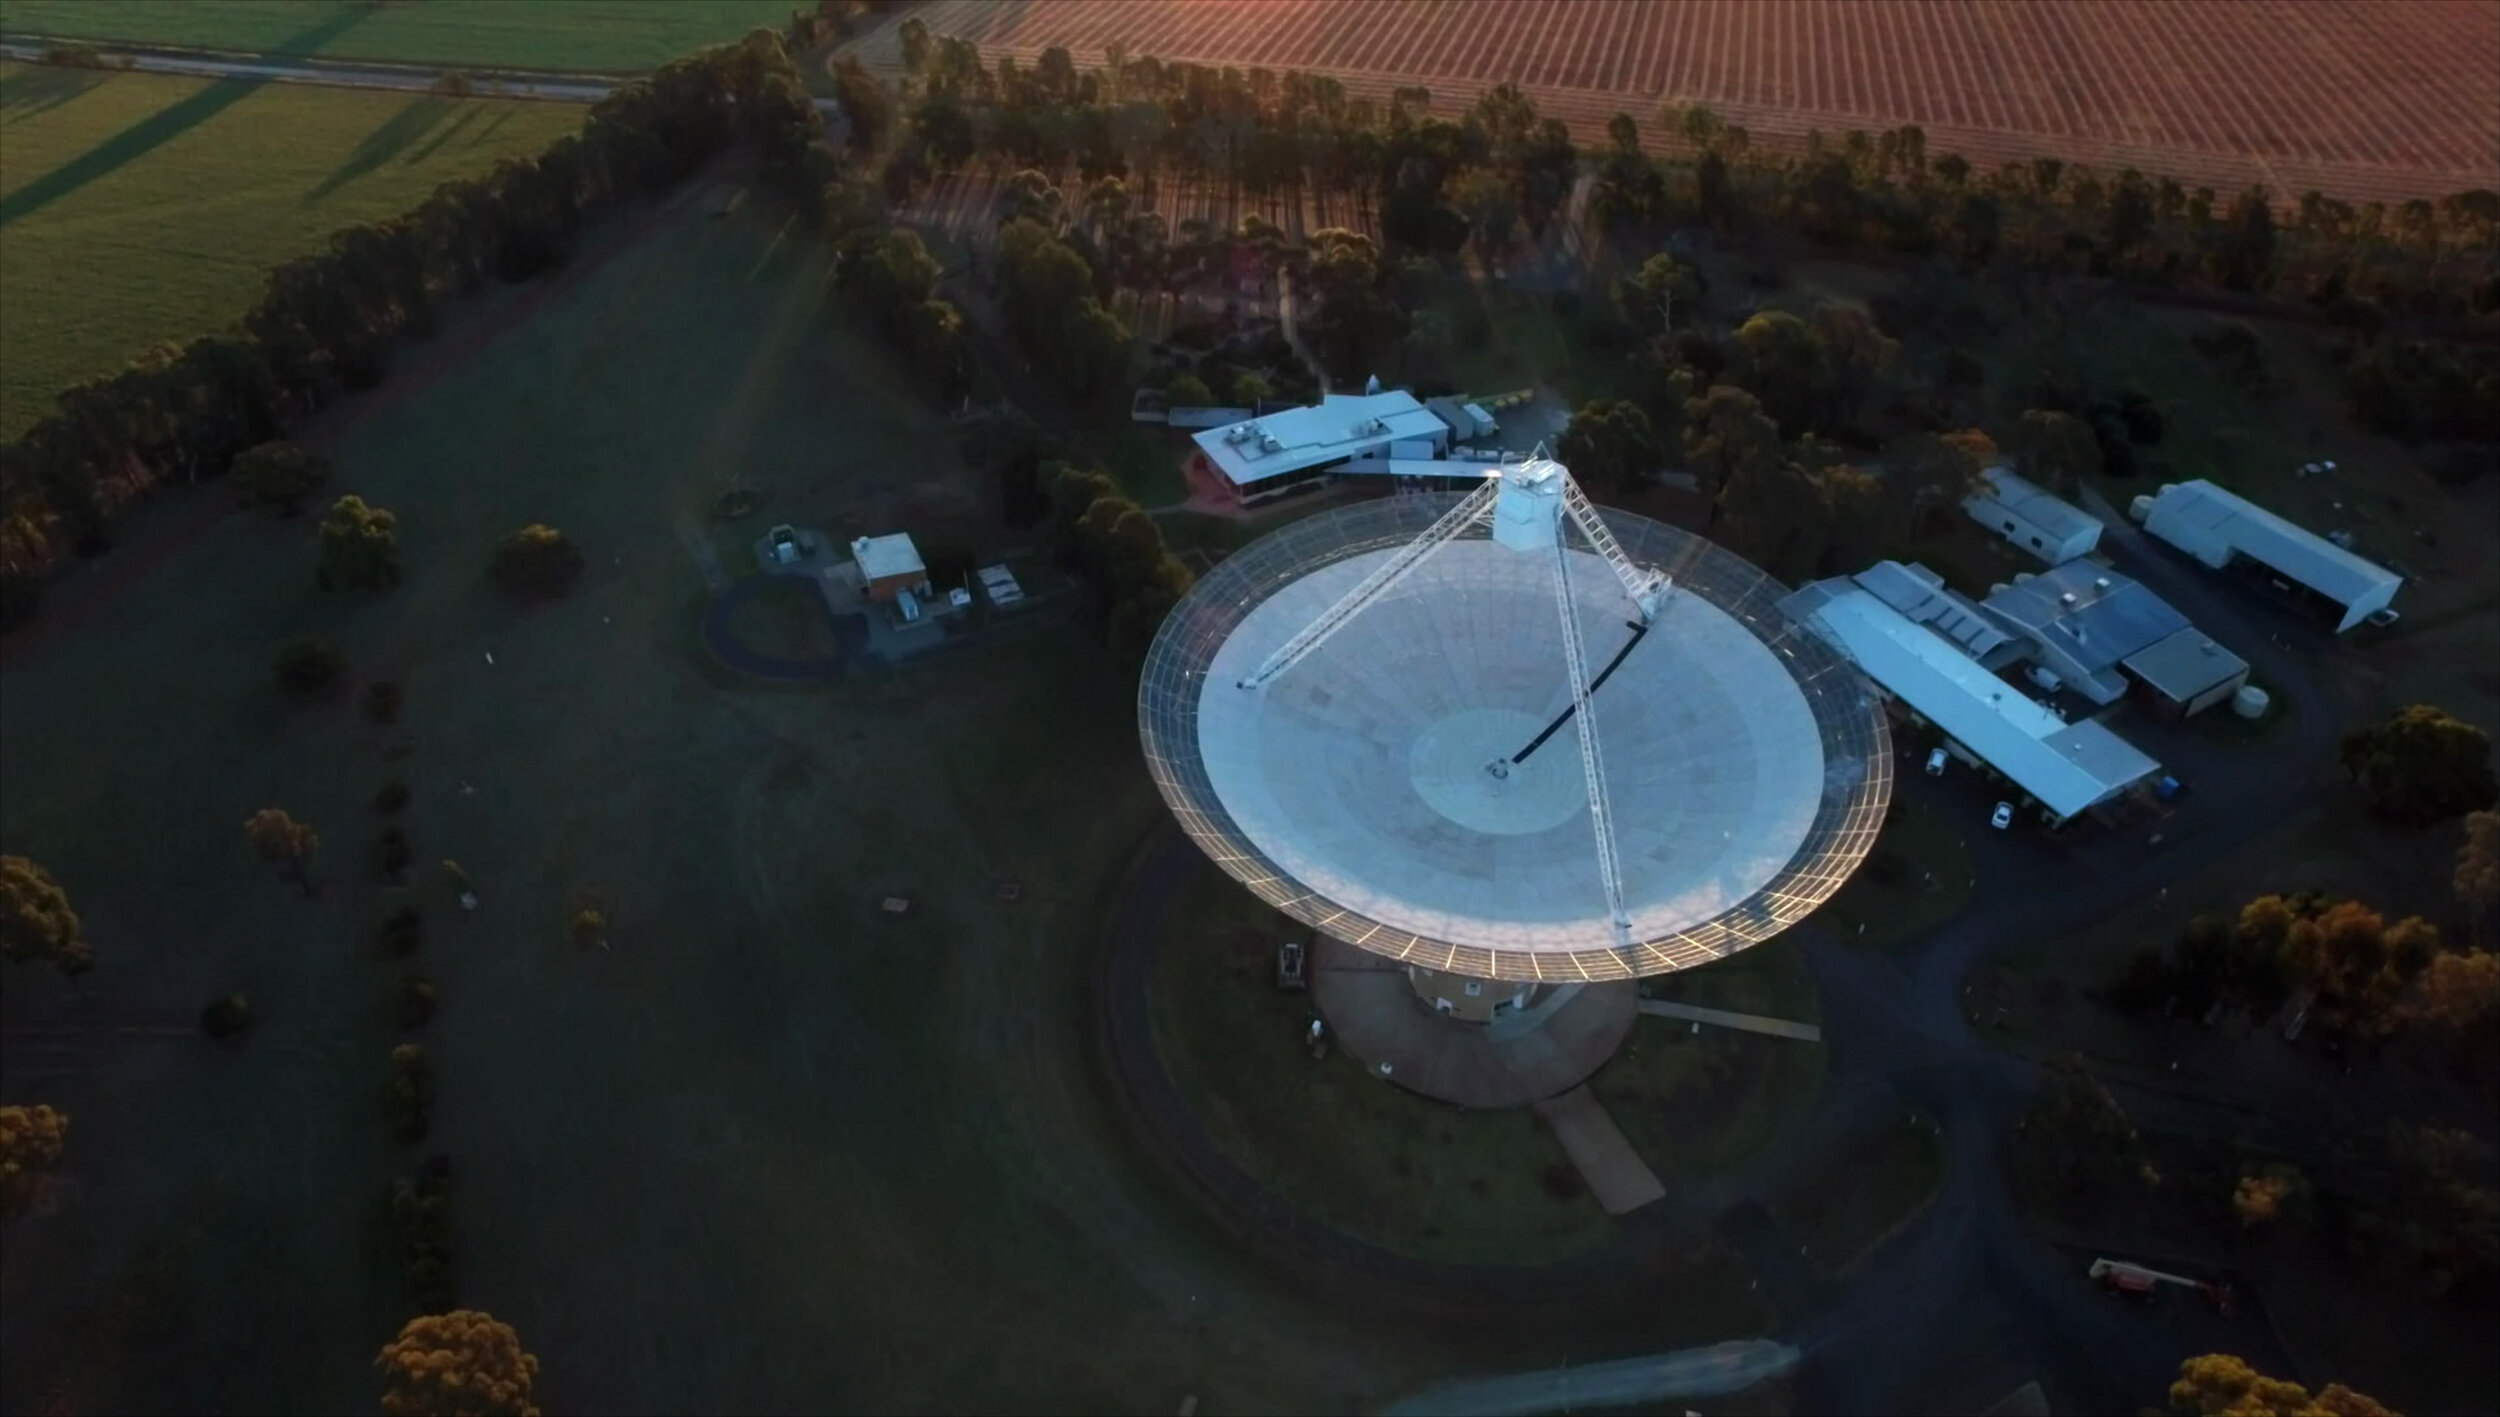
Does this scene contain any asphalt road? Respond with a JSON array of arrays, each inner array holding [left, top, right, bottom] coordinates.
[[1105, 499, 2358, 1414], [0, 39, 850, 125]]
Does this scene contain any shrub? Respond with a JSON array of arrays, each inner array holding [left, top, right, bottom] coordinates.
[[2342, 705, 2500, 826], [376, 779, 411, 814], [200, 994, 254, 1040], [274, 636, 345, 697], [41, 44, 106, 68], [233, 441, 333, 516], [367, 680, 405, 724], [376, 905, 424, 957], [374, 826, 413, 880], [386, 1044, 434, 1143], [394, 974, 439, 1029], [319, 497, 403, 591], [490, 525, 585, 599], [430, 70, 474, 97]]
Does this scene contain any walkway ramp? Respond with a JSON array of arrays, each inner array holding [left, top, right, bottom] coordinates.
[[1531, 1084, 1664, 1216], [1637, 999, 1822, 1041], [1381, 1339, 1802, 1417]]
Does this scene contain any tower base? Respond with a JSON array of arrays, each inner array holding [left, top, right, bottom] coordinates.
[[1310, 936, 1637, 1108]]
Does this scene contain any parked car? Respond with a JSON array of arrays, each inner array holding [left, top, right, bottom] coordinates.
[[1276, 940, 1307, 991], [1925, 747, 1949, 777], [1990, 801, 2015, 830]]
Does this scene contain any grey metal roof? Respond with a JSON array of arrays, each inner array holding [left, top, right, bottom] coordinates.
[[2142, 480, 2402, 628], [2120, 626, 2250, 703], [1970, 465, 2102, 545], [1984, 562, 2188, 674], [1788, 587, 2159, 819], [1851, 561, 2014, 661]]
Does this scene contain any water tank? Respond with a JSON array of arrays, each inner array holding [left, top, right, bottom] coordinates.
[[2129, 494, 2155, 522], [2014, 572, 2037, 584], [2232, 685, 2271, 719], [1989, 583, 2011, 596]]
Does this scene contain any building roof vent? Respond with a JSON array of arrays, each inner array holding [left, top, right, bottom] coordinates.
[[2093, 577, 2111, 589], [2059, 592, 2078, 606]]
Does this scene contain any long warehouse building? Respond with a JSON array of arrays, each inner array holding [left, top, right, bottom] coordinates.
[[2133, 479, 2402, 632], [1784, 567, 2161, 824]]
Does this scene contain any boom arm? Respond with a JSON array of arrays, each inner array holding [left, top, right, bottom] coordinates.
[[1550, 529, 1635, 946], [1236, 477, 1501, 691], [1561, 474, 1671, 620]]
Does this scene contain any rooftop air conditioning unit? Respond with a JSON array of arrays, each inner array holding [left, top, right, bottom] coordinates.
[[1261, 435, 1283, 453], [2093, 577, 2111, 589], [2059, 592, 2078, 606]]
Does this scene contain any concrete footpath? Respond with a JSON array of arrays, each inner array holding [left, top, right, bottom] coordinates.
[[1381, 1339, 1803, 1417], [1637, 998, 1824, 1041], [1530, 1085, 1665, 1216]]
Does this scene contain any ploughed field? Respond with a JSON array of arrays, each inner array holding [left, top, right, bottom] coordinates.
[[882, 0, 2499, 205]]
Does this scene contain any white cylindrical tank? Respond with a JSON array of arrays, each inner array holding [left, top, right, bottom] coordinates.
[[1989, 583, 2010, 596], [2129, 494, 2156, 523], [2232, 685, 2271, 719], [2014, 571, 2037, 584]]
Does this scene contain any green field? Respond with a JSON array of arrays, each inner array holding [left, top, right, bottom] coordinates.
[[0, 200, 1485, 1415], [1148, 860, 1627, 1267], [1598, 941, 1830, 1179], [0, 1, 798, 74], [1773, 1113, 1943, 1277], [0, 60, 581, 435]]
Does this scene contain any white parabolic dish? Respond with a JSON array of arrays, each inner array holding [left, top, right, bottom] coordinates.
[[1199, 539, 1823, 953], [1139, 489, 1892, 982]]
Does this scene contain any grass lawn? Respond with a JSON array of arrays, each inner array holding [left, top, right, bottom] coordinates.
[[1810, 798, 1976, 951], [1599, 941, 1829, 1178], [0, 202, 1477, 1417], [0, 60, 581, 435], [1147, 861, 1623, 1266], [718, 573, 841, 659], [1771, 1112, 1943, 1277], [0, 1, 798, 74], [1085, 422, 1191, 508]]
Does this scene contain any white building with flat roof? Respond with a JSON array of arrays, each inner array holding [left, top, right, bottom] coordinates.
[[1965, 465, 2102, 565], [849, 532, 927, 604], [2135, 479, 2402, 632], [1783, 578, 2160, 823], [1187, 391, 1476, 505]]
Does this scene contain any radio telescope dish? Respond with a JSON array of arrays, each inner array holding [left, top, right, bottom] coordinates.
[[1138, 460, 1891, 983]]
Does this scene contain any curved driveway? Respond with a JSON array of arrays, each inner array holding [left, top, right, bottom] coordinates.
[[1106, 514, 2354, 1413]]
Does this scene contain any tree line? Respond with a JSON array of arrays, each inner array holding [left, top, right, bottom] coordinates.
[[2111, 889, 2498, 1062], [864, 31, 2494, 318], [0, 30, 826, 630]]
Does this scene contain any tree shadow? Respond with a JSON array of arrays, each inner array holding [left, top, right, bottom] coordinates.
[[0, 6, 372, 229], [0, 64, 109, 122], [464, 107, 514, 149], [302, 96, 456, 203], [399, 103, 482, 167]]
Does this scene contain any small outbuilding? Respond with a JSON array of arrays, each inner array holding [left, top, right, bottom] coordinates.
[[850, 533, 929, 604], [2120, 627, 2252, 720], [1965, 465, 2102, 565], [2134, 479, 2402, 632]]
